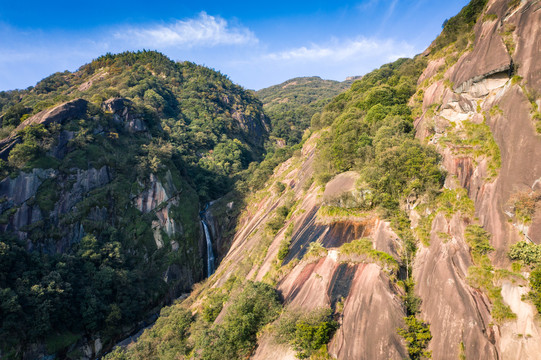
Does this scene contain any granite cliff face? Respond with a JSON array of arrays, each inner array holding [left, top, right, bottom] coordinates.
[[413, 0, 541, 358]]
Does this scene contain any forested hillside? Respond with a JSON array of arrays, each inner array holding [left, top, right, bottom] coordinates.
[[0, 51, 269, 359], [257, 77, 350, 146]]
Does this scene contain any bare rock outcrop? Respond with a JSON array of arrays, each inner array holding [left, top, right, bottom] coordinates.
[[16, 98, 88, 132], [0, 99, 88, 160], [327, 263, 407, 360], [0, 168, 55, 206], [134, 170, 185, 250], [448, 4, 512, 93], [103, 98, 148, 132], [231, 105, 270, 148], [55, 166, 112, 215], [414, 213, 498, 359]]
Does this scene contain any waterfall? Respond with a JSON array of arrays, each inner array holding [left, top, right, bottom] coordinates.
[[201, 213, 215, 277]]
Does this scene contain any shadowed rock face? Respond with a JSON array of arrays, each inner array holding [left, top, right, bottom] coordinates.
[[284, 210, 374, 264], [103, 98, 148, 132]]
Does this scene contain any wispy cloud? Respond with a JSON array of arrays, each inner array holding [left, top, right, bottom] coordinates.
[[263, 37, 416, 63], [114, 12, 258, 48], [357, 0, 381, 10], [382, 0, 399, 23]]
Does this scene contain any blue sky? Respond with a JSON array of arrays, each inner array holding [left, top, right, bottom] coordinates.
[[0, 0, 469, 91]]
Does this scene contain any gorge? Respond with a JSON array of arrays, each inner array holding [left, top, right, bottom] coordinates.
[[1, 0, 541, 359]]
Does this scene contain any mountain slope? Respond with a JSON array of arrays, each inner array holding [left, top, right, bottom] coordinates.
[[0, 51, 269, 359], [257, 77, 350, 146]]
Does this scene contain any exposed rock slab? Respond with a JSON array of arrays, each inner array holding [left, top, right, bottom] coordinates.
[[449, 16, 511, 93], [414, 213, 498, 360]]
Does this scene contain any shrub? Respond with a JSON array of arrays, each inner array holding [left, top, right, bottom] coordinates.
[[529, 267, 541, 313], [509, 191, 539, 224], [1, 103, 31, 126], [305, 242, 328, 259], [202, 293, 227, 323], [509, 241, 541, 265], [274, 308, 338, 359], [266, 204, 292, 235], [197, 282, 282, 359], [339, 238, 398, 272], [277, 239, 291, 262], [274, 181, 286, 194], [398, 316, 432, 360], [465, 225, 494, 260]]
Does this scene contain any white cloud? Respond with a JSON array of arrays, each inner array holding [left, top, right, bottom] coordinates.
[[115, 12, 258, 48], [263, 37, 416, 63]]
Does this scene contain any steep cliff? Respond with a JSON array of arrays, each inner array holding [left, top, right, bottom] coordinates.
[[412, 0, 541, 358]]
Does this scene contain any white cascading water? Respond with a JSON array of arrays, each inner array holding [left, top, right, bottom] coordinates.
[[201, 219, 215, 276]]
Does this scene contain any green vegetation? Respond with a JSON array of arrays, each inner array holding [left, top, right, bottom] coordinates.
[[508, 191, 540, 224], [312, 57, 444, 212], [274, 307, 338, 359], [195, 282, 281, 359], [500, 24, 517, 55], [415, 186, 475, 247], [257, 77, 350, 146], [316, 205, 370, 223], [305, 242, 328, 259], [509, 241, 541, 313], [106, 281, 281, 360], [338, 238, 398, 273], [277, 238, 292, 261], [0, 232, 175, 354], [398, 316, 432, 360], [266, 202, 294, 235], [0, 103, 31, 127], [465, 225, 494, 261], [2, 50, 269, 200], [442, 120, 501, 180], [511, 75, 523, 85], [46, 332, 81, 354], [509, 241, 541, 265], [522, 87, 541, 134], [465, 225, 516, 324], [202, 292, 227, 323], [432, 0, 488, 52], [390, 214, 432, 359], [483, 13, 498, 22]]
